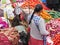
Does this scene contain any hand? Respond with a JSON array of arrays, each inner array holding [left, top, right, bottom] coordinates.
[[47, 36, 53, 45]]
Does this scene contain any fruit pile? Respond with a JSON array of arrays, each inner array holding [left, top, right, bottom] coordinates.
[[21, 0, 50, 10], [21, 0, 40, 9], [53, 34, 60, 45], [40, 9, 52, 20], [0, 27, 19, 45], [46, 18, 60, 38]]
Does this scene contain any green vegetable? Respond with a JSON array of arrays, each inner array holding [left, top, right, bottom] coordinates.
[[46, 10, 60, 18]]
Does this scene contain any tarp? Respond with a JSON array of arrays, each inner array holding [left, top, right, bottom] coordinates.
[[42, 0, 46, 3]]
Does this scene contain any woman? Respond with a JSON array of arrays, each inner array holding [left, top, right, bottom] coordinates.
[[11, 6, 27, 27], [27, 4, 50, 45]]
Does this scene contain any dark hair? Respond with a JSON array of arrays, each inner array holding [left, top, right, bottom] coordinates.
[[34, 4, 43, 13], [29, 4, 43, 24], [11, 15, 21, 27]]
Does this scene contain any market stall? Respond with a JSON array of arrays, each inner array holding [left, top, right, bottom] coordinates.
[[0, 0, 60, 45]]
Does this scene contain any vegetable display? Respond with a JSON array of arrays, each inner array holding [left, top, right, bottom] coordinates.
[[46, 18, 60, 38], [0, 33, 12, 45], [21, 0, 50, 10], [0, 27, 19, 45], [53, 34, 60, 45], [40, 9, 52, 20], [47, 10, 60, 18]]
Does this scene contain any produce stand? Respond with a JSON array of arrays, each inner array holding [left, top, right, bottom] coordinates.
[[0, 0, 60, 45], [0, 27, 19, 45]]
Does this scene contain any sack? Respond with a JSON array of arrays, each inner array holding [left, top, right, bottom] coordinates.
[[0, 33, 12, 45], [0, 27, 19, 45]]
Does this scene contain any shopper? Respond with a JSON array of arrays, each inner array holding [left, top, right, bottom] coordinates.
[[27, 4, 50, 45], [11, 5, 25, 27]]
